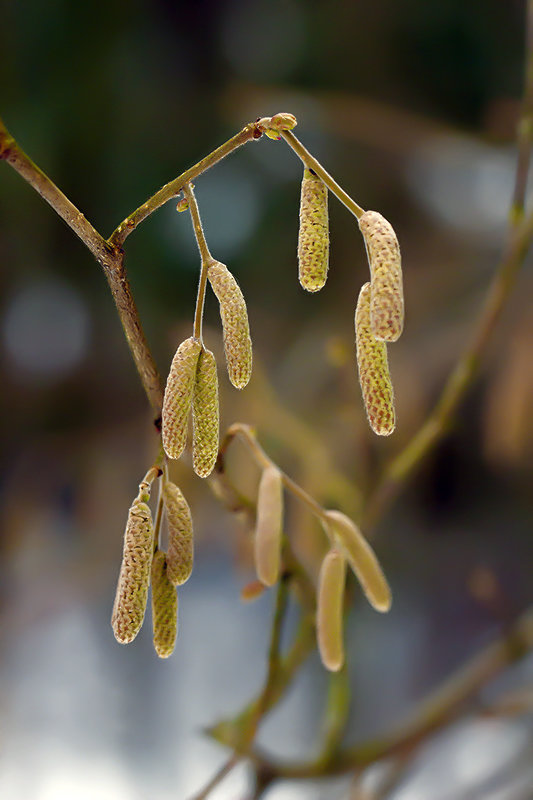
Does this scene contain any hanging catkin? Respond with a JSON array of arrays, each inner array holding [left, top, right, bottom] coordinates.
[[355, 282, 396, 436], [358, 210, 404, 342], [162, 336, 202, 460], [254, 466, 284, 586], [192, 347, 219, 478], [298, 169, 329, 292], [112, 496, 154, 644], [317, 548, 347, 672], [151, 550, 178, 658], [207, 260, 252, 389], [324, 510, 391, 612], [163, 481, 194, 586]]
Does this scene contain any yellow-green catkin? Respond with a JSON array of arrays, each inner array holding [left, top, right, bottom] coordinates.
[[207, 260, 252, 389], [324, 510, 392, 613], [151, 550, 178, 658], [317, 548, 347, 672], [192, 347, 219, 478], [162, 337, 202, 460], [111, 496, 154, 644], [298, 168, 329, 292], [163, 481, 194, 586], [358, 210, 404, 342], [254, 466, 284, 586], [355, 282, 396, 436]]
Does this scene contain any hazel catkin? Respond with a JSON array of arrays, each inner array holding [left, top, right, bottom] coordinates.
[[192, 347, 219, 478], [358, 210, 404, 342], [254, 466, 284, 586], [163, 481, 194, 586], [151, 550, 178, 658], [298, 169, 329, 292], [207, 260, 252, 389], [355, 282, 396, 436], [162, 336, 202, 459], [112, 497, 154, 644], [317, 548, 347, 672], [324, 509, 392, 613]]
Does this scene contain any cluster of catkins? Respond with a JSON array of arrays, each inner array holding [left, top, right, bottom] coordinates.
[[112, 468, 193, 657]]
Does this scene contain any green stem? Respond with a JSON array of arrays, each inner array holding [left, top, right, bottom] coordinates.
[[280, 130, 364, 218], [183, 183, 212, 342]]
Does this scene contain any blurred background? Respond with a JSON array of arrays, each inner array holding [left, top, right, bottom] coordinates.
[[0, 0, 532, 798]]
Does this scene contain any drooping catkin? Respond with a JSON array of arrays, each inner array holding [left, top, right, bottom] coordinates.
[[358, 210, 404, 342], [355, 282, 396, 436], [298, 168, 329, 292], [192, 347, 219, 478], [163, 481, 194, 586], [207, 260, 252, 389], [162, 336, 202, 460], [112, 497, 154, 644], [254, 466, 284, 586], [151, 550, 178, 658], [324, 510, 392, 612], [317, 548, 347, 672]]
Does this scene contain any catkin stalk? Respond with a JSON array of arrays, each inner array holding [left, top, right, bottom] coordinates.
[[162, 337, 202, 460], [317, 548, 347, 672], [112, 497, 154, 644], [355, 282, 396, 436], [151, 550, 178, 658], [164, 481, 194, 586], [358, 210, 404, 341], [192, 347, 219, 478], [254, 466, 284, 586], [298, 168, 329, 292], [207, 260, 252, 389], [324, 510, 392, 613]]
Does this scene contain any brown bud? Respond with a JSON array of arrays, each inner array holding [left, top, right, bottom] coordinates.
[[240, 579, 267, 603], [164, 482, 194, 586], [298, 169, 329, 292], [192, 347, 219, 478], [151, 550, 178, 658], [355, 282, 396, 436], [254, 466, 284, 586], [162, 337, 202, 460], [207, 261, 252, 389], [324, 510, 391, 613], [111, 498, 154, 644], [317, 548, 346, 672], [358, 210, 404, 341]]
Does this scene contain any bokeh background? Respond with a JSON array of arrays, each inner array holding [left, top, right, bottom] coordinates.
[[0, 1, 532, 798]]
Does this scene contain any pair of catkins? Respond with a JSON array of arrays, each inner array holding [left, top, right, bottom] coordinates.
[[298, 169, 404, 436], [112, 472, 193, 657]]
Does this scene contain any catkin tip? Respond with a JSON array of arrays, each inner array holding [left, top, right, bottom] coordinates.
[[355, 282, 396, 436], [207, 261, 253, 389], [254, 466, 284, 587], [151, 550, 178, 658], [317, 548, 346, 672], [298, 169, 329, 292], [162, 337, 202, 460], [358, 210, 404, 342]]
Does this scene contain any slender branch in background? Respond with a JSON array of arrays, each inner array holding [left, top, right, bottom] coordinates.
[[280, 130, 365, 218], [511, 0, 533, 218], [183, 182, 213, 343], [189, 755, 240, 800]]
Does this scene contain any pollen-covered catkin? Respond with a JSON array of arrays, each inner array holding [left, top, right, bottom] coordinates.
[[207, 261, 252, 389], [358, 210, 404, 341], [298, 169, 329, 292], [317, 548, 347, 672], [324, 510, 392, 612], [151, 550, 178, 658], [111, 498, 154, 644], [355, 282, 396, 436], [163, 481, 194, 586], [192, 347, 219, 478], [254, 466, 284, 586], [162, 337, 202, 459]]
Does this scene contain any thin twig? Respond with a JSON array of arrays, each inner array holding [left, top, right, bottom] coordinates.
[[189, 755, 240, 800], [183, 183, 212, 342]]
